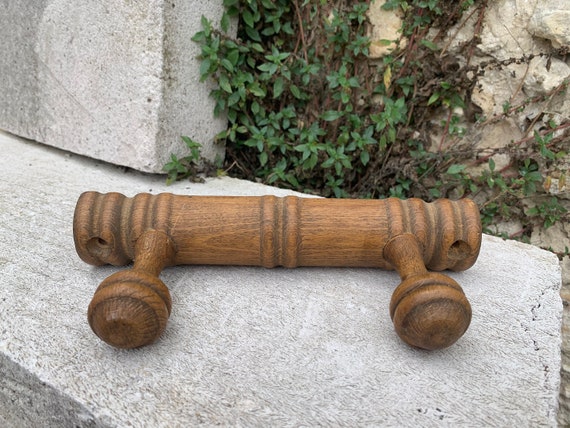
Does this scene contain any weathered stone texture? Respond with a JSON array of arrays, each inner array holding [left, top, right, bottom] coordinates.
[[367, 0, 407, 58], [529, 0, 570, 49], [0, 1, 232, 172]]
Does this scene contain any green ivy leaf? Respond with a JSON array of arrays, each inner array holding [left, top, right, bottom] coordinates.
[[258, 63, 278, 74], [200, 16, 211, 35], [249, 82, 266, 97], [290, 85, 302, 99], [321, 110, 344, 121], [245, 26, 261, 42], [221, 12, 231, 33], [273, 77, 284, 98], [446, 164, 465, 175], [420, 39, 439, 51], [218, 74, 232, 93], [227, 49, 240, 66], [259, 151, 268, 166], [227, 91, 241, 107], [243, 9, 255, 28], [199, 58, 212, 80], [321, 157, 335, 168], [427, 92, 440, 106], [220, 58, 234, 72]]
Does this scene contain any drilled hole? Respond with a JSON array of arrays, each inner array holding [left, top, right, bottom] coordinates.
[[448, 240, 470, 261], [86, 237, 112, 258]]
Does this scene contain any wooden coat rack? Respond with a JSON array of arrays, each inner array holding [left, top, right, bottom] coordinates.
[[73, 192, 482, 351]]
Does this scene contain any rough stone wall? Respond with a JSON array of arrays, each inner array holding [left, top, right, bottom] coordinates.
[[439, 0, 569, 178], [369, 1, 570, 423]]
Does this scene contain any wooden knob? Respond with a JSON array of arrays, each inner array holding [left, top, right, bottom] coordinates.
[[87, 230, 176, 348], [384, 234, 471, 350], [88, 270, 171, 348]]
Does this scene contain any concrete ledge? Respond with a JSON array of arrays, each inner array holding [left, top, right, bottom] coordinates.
[[0, 1, 230, 172], [0, 131, 563, 426]]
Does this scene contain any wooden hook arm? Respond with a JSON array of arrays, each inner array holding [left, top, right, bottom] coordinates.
[[87, 230, 176, 349], [384, 234, 471, 350]]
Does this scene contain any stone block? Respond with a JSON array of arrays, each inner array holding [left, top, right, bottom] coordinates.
[[0, 131, 563, 426], [0, 1, 231, 172]]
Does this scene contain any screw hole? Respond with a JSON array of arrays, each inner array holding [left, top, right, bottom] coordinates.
[[86, 236, 112, 258], [448, 240, 470, 260]]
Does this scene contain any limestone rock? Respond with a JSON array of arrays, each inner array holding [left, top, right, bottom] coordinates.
[[477, 0, 541, 60], [528, 0, 570, 49], [531, 220, 570, 253], [524, 56, 570, 96], [470, 64, 529, 116], [367, 0, 407, 58], [484, 219, 524, 239], [464, 118, 522, 176]]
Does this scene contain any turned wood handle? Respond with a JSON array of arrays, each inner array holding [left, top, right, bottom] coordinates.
[[74, 192, 481, 270], [73, 192, 482, 350]]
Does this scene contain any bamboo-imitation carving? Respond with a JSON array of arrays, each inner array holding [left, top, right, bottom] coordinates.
[[73, 192, 482, 351]]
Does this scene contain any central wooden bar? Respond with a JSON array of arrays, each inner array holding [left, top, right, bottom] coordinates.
[[74, 193, 481, 271]]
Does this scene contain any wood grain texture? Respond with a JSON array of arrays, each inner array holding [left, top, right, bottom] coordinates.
[[73, 192, 481, 271], [73, 192, 482, 350]]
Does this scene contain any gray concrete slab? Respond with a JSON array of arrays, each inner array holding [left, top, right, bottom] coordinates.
[[0, 130, 563, 426], [0, 1, 230, 172]]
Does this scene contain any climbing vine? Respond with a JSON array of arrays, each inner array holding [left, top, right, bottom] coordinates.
[[165, 0, 569, 239]]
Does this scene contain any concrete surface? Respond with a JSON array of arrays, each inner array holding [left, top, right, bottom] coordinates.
[[0, 130, 564, 426], [0, 1, 230, 172]]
